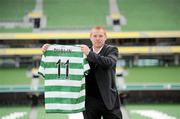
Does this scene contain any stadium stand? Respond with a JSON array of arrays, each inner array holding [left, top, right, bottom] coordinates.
[[0, 31, 180, 40], [1, 46, 180, 55], [0, 0, 36, 32], [0, 0, 35, 21], [0, 0, 180, 119], [117, 0, 180, 31], [44, 0, 109, 29]]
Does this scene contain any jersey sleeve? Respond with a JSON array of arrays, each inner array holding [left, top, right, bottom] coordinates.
[[83, 54, 90, 75], [38, 54, 46, 78]]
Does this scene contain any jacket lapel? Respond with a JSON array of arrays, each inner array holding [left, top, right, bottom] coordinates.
[[98, 44, 107, 56]]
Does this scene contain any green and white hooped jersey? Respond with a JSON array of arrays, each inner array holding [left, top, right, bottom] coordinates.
[[38, 45, 90, 113]]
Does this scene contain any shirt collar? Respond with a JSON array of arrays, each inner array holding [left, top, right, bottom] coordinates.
[[93, 45, 104, 54]]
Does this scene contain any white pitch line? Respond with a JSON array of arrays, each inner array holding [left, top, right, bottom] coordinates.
[[1, 112, 27, 119], [68, 112, 83, 119], [131, 110, 176, 119], [29, 107, 37, 119]]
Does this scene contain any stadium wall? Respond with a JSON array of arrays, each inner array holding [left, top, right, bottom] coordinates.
[[123, 90, 180, 104], [1, 91, 180, 106]]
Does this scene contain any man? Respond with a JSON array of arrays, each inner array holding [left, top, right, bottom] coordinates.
[[42, 26, 122, 119], [80, 26, 122, 119]]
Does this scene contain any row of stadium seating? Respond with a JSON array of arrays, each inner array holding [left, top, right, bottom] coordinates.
[[0, 31, 180, 39], [0, 0, 35, 21], [117, 0, 180, 31], [0, 0, 180, 32], [1, 83, 180, 92], [1, 46, 180, 55], [44, 0, 108, 29], [1, 66, 180, 85]]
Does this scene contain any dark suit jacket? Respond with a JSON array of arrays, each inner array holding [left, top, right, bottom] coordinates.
[[86, 44, 120, 110]]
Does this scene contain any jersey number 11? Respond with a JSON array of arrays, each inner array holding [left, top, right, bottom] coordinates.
[[56, 59, 69, 79]]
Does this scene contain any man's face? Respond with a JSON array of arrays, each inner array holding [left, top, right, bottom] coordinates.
[[90, 29, 106, 48]]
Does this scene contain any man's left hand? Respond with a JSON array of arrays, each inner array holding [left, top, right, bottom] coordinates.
[[80, 45, 90, 56]]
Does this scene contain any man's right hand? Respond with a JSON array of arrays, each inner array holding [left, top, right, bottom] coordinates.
[[41, 44, 50, 52], [80, 45, 90, 56]]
